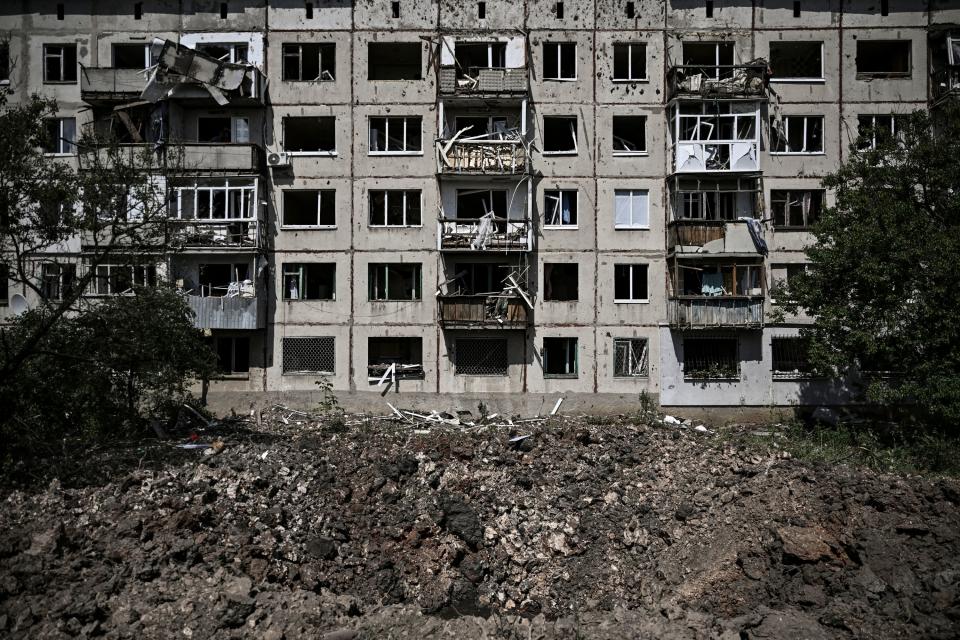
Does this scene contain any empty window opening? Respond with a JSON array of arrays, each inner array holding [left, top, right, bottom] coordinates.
[[306, 2, 314, 19], [450, 263, 514, 295], [455, 338, 508, 376], [771, 115, 824, 154], [198, 263, 249, 297], [771, 190, 823, 228], [679, 264, 762, 296], [197, 116, 249, 143], [282, 43, 335, 81], [682, 41, 734, 79], [626, 2, 635, 18], [43, 44, 77, 83], [614, 189, 649, 229], [282, 337, 335, 374], [369, 337, 423, 379], [705, 0, 713, 18], [613, 43, 646, 81], [881, 0, 889, 16], [370, 190, 422, 226], [170, 179, 256, 221], [543, 338, 577, 377], [544, 189, 577, 226], [478, 2, 486, 19], [283, 263, 336, 300], [220, 2, 228, 19], [679, 189, 744, 221], [856, 40, 910, 76], [391, 1, 400, 18], [857, 114, 906, 150], [0, 265, 9, 303], [113, 43, 151, 69], [555, 2, 564, 19], [772, 337, 812, 378], [41, 263, 76, 300], [542, 116, 578, 153], [282, 190, 335, 227], [543, 263, 578, 301], [0, 43, 9, 82], [793, 1, 801, 18], [91, 264, 156, 296], [454, 43, 506, 78], [453, 115, 508, 137], [284, 116, 336, 153], [196, 43, 248, 64], [368, 42, 421, 80], [456, 189, 507, 219], [613, 115, 646, 154], [43, 117, 76, 154], [770, 42, 823, 80], [684, 337, 739, 380], [135, 2, 143, 20], [369, 263, 421, 301], [614, 338, 649, 377], [57, 3, 64, 20], [543, 42, 576, 80], [614, 264, 648, 302], [211, 336, 249, 375], [369, 116, 422, 153]]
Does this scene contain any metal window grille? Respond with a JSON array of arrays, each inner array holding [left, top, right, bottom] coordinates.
[[683, 337, 739, 380], [772, 337, 812, 378], [455, 338, 508, 376], [282, 336, 335, 374], [614, 338, 649, 377]]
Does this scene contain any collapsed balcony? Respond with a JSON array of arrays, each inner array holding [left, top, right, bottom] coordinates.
[[667, 62, 768, 100], [177, 262, 264, 330], [437, 138, 526, 175], [437, 261, 532, 329], [438, 186, 532, 251], [438, 38, 528, 97], [668, 259, 766, 329]]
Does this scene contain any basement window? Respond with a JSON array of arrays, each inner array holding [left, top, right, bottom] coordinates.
[[543, 42, 576, 80], [614, 189, 649, 228], [43, 117, 76, 154], [282, 43, 335, 81], [369, 190, 422, 226], [368, 337, 424, 380], [197, 263, 249, 296], [282, 190, 336, 227], [43, 44, 77, 83], [368, 263, 421, 301], [682, 41, 733, 79], [283, 263, 336, 300], [770, 115, 824, 154], [614, 264, 648, 302], [456, 189, 507, 218], [542, 116, 578, 154], [543, 337, 578, 377], [113, 43, 151, 69], [282, 336, 335, 374], [197, 116, 249, 143], [543, 263, 578, 301], [772, 337, 812, 379], [41, 263, 76, 300], [614, 338, 649, 377], [368, 42, 422, 80], [284, 116, 336, 153], [856, 40, 911, 77], [771, 190, 823, 228], [857, 114, 906, 150], [544, 189, 577, 227], [613, 43, 646, 81], [369, 116, 422, 153], [612, 116, 646, 154], [684, 337, 739, 380], [212, 337, 249, 375], [769, 41, 823, 81], [455, 338, 508, 376]]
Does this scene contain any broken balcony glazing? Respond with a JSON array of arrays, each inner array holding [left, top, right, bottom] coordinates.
[[438, 36, 529, 97], [671, 102, 761, 173], [667, 258, 766, 328]]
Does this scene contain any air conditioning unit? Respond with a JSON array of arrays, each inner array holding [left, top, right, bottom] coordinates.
[[266, 151, 290, 167]]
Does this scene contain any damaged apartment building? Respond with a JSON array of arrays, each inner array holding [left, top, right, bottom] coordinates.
[[1, 0, 957, 409]]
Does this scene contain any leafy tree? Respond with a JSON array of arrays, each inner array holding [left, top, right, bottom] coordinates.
[[778, 107, 960, 424]]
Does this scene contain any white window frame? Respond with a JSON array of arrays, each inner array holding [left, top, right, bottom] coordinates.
[[544, 189, 578, 228], [280, 190, 336, 229], [89, 264, 156, 296], [369, 190, 423, 227], [543, 42, 577, 81], [771, 115, 825, 155], [282, 263, 336, 301], [612, 43, 647, 82], [44, 117, 76, 155], [368, 116, 423, 155], [614, 189, 649, 229], [197, 116, 250, 144], [613, 337, 649, 378], [368, 263, 422, 301], [857, 114, 905, 150], [542, 337, 579, 378], [196, 42, 248, 64], [541, 116, 578, 155], [43, 43, 76, 83], [613, 264, 649, 304], [171, 179, 257, 221], [612, 115, 647, 156], [112, 43, 152, 69], [281, 43, 335, 82], [769, 41, 825, 83]]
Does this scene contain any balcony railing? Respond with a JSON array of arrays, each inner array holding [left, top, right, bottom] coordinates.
[[438, 217, 531, 251], [438, 295, 530, 329], [668, 64, 768, 99], [675, 141, 760, 173], [80, 67, 147, 101], [439, 66, 528, 96], [668, 297, 764, 329], [933, 67, 960, 102], [436, 139, 527, 174], [668, 220, 763, 254], [174, 144, 260, 173], [186, 294, 263, 330], [169, 220, 261, 250]]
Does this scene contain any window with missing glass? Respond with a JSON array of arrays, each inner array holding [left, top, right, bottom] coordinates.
[[282, 337, 335, 374], [857, 114, 907, 150], [282, 263, 336, 300], [614, 264, 648, 302], [544, 190, 577, 227], [683, 337, 739, 380], [368, 263, 421, 301], [543, 337, 578, 377], [543, 263, 578, 301], [613, 338, 649, 377], [612, 116, 646, 154], [455, 338, 508, 376], [771, 190, 824, 228], [769, 41, 823, 80], [770, 116, 824, 154], [613, 43, 646, 81], [282, 43, 335, 81], [283, 117, 336, 153], [43, 118, 76, 154], [543, 42, 576, 80], [856, 40, 911, 76], [369, 116, 422, 153], [772, 337, 813, 379], [282, 190, 335, 227], [44, 44, 77, 82], [369, 190, 421, 227]]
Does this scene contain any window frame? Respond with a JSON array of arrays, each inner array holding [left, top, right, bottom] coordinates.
[[282, 263, 337, 301], [613, 337, 649, 378], [612, 115, 647, 156], [88, 263, 157, 297], [211, 335, 250, 377], [368, 189, 422, 228], [855, 40, 912, 78], [613, 189, 650, 229], [770, 189, 824, 229], [543, 42, 577, 81], [543, 189, 578, 228], [541, 115, 578, 155], [281, 189, 336, 229], [368, 263, 422, 301], [769, 41, 825, 83], [43, 43, 77, 83], [43, 117, 77, 155], [612, 42, 647, 82], [770, 115, 825, 155], [542, 337, 579, 378], [857, 114, 906, 150], [368, 116, 423, 155], [170, 179, 257, 221], [281, 42, 336, 82], [613, 264, 649, 304], [282, 115, 338, 156]]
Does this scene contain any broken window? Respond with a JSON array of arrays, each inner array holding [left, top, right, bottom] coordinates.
[[368, 337, 424, 379], [614, 264, 648, 302], [284, 116, 336, 153], [543, 263, 578, 301], [857, 114, 906, 150], [456, 189, 507, 219], [368, 263, 421, 301], [614, 189, 649, 228], [282, 190, 335, 227], [368, 42, 421, 80], [613, 116, 646, 154], [91, 263, 156, 295], [682, 41, 734, 79], [683, 337, 739, 380], [771, 190, 823, 228], [41, 262, 76, 300], [282, 336, 335, 374], [43, 117, 76, 154], [856, 40, 911, 76], [197, 116, 249, 143], [544, 190, 577, 226], [369, 116, 422, 153], [543, 42, 576, 80], [211, 336, 250, 375], [613, 43, 646, 81], [453, 115, 509, 137], [282, 263, 336, 300], [455, 338, 508, 376], [44, 44, 77, 82], [772, 337, 812, 379], [282, 43, 335, 81], [680, 191, 738, 221], [680, 264, 762, 296], [196, 42, 248, 64], [112, 43, 150, 69], [769, 42, 823, 80], [542, 116, 578, 153], [771, 115, 824, 154], [369, 190, 422, 226], [0, 43, 9, 82], [171, 179, 256, 221], [451, 263, 513, 295], [454, 42, 506, 79], [543, 337, 577, 377], [198, 263, 250, 297], [614, 338, 649, 377]]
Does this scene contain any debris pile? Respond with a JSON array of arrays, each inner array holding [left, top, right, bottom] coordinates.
[[1, 409, 958, 638]]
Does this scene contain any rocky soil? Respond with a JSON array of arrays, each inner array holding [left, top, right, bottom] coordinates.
[[1, 408, 959, 639]]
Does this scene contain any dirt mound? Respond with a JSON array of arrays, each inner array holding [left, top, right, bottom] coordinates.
[[1, 412, 958, 638]]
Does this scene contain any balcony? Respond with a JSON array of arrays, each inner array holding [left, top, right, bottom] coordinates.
[[439, 66, 528, 97], [667, 64, 768, 100], [668, 297, 764, 329], [169, 220, 261, 251], [186, 293, 264, 330], [174, 144, 260, 173], [674, 140, 759, 173], [438, 217, 531, 251], [438, 295, 530, 329], [933, 67, 960, 104], [668, 220, 765, 255], [80, 67, 146, 103], [437, 139, 526, 175]]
